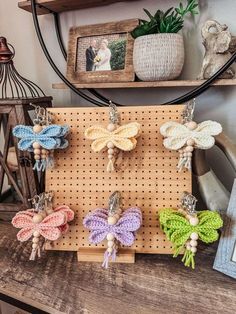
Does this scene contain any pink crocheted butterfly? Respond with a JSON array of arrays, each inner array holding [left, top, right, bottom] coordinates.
[[12, 205, 74, 260]]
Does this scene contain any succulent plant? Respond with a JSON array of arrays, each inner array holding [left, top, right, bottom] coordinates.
[[131, 0, 199, 39]]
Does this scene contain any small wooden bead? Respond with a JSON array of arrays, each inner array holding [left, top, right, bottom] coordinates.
[[32, 214, 43, 224], [187, 139, 195, 146], [32, 243, 38, 249], [41, 149, 47, 154], [34, 149, 41, 155], [190, 239, 198, 247], [40, 211, 47, 218], [108, 148, 114, 155], [46, 209, 54, 215], [34, 155, 41, 160], [189, 216, 199, 226], [117, 208, 122, 214], [114, 214, 120, 220], [107, 240, 114, 248], [41, 154, 47, 159], [33, 237, 39, 244], [108, 154, 113, 159], [106, 233, 115, 241], [107, 247, 113, 253], [185, 121, 198, 130], [33, 231, 40, 237], [33, 142, 41, 149], [108, 216, 117, 225], [33, 125, 43, 133], [186, 146, 194, 152], [187, 152, 192, 157], [107, 142, 114, 149], [191, 247, 197, 253], [190, 232, 199, 240], [186, 243, 191, 250], [107, 123, 116, 132]]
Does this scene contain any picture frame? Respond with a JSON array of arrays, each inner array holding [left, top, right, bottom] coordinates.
[[67, 19, 139, 84], [213, 179, 236, 279]]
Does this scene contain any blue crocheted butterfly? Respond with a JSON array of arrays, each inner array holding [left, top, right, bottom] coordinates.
[[13, 124, 69, 171], [13, 125, 69, 150]]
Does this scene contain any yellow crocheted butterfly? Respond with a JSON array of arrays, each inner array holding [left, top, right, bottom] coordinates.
[[85, 122, 141, 172]]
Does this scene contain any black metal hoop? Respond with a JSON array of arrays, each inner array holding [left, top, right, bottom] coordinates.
[[31, 0, 236, 106]]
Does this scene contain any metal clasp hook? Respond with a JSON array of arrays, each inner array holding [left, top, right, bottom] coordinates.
[[109, 101, 119, 124], [182, 98, 196, 123], [108, 191, 121, 215], [181, 191, 197, 214]]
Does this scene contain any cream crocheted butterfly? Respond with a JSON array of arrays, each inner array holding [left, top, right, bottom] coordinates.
[[160, 101, 222, 171], [85, 103, 141, 172]]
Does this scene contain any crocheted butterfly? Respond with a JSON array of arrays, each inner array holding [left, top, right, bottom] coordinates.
[[85, 122, 141, 172], [84, 207, 142, 268], [13, 124, 69, 171], [159, 208, 223, 269], [160, 120, 222, 171], [12, 205, 74, 260]]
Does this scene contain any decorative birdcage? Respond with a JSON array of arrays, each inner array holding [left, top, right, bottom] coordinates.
[[0, 37, 52, 219]]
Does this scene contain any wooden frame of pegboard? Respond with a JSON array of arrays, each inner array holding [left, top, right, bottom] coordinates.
[[45, 105, 191, 263]]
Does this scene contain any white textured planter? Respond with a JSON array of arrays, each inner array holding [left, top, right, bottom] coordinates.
[[133, 33, 185, 81]]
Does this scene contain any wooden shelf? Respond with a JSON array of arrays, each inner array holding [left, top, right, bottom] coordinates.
[[52, 79, 236, 89], [18, 0, 135, 15]]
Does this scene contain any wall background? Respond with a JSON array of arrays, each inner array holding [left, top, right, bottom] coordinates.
[[0, 0, 235, 195]]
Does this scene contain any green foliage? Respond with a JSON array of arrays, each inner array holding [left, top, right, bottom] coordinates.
[[108, 39, 127, 71], [131, 0, 199, 39]]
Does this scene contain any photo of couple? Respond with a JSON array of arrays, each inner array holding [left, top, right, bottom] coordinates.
[[86, 39, 111, 71], [76, 33, 127, 73]]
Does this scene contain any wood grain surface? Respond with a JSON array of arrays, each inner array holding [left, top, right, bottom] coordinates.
[[18, 0, 136, 15], [52, 78, 236, 89], [0, 222, 235, 314]]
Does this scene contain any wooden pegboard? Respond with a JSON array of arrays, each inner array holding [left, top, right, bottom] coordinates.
[[46, 105, 191, 258]]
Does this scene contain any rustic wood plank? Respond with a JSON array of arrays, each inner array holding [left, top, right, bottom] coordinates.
[[52, 78, 236, 89], [0, 222, 235, 314], [18, 0, 136, 15]]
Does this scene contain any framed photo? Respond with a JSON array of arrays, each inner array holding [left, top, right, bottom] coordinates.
[[67, 19, 139, 84], [213, 179, 236, 279]]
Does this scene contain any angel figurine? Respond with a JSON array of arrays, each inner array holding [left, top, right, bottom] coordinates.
[[160, 100, 222, 171], [85, 102, 141, 172]]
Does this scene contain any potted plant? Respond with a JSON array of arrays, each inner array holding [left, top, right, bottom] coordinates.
[[131, 0, 198, 81]]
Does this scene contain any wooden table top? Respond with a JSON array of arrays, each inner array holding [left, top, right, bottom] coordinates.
[[0, 222, 235, 314]]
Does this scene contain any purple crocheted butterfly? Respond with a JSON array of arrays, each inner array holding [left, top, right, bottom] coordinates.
[[83, 207, 142, 268]]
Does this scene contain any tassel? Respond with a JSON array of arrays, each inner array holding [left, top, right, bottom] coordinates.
[[111, 248, 117, 262], [181, 249, 195, 269], [33, 159, 41, 171], [106, 158, 115, 172], [29, 243, 41, 261], [102, 249, 111, 269], [46, 156, 55, 169]]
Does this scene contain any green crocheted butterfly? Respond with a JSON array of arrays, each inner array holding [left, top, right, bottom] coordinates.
[[159, 208, 223, 269]]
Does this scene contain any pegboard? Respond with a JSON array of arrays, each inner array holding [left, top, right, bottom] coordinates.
[[46, 105, 191, 259]]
